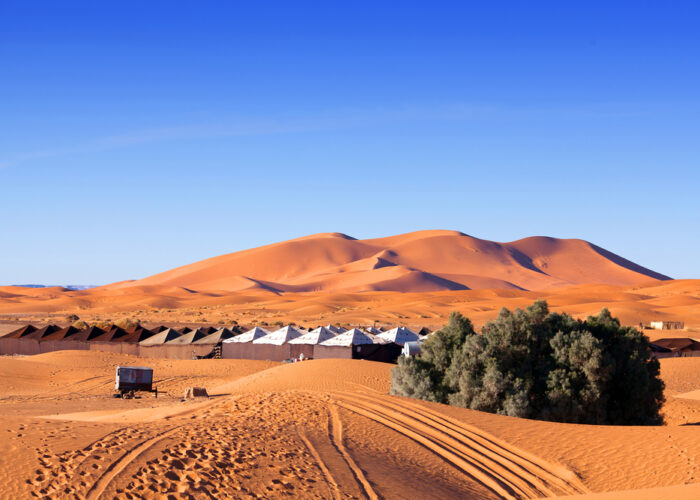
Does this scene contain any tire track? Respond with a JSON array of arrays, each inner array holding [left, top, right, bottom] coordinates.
[[328, 404, 379, 500], [297, 428, 341, 500], [85, 425, 183, 500], [388, 395, 589, 495], [334, 393, 589, 499], [336, 398, 520, 499]]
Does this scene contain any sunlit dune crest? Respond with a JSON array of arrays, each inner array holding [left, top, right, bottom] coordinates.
[[106, 230, 670, 293]]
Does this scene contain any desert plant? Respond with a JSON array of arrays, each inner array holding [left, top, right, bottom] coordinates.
[[391, 301, 665, 425], [114, 317, 140, 330], [71, 319, 89, 329]]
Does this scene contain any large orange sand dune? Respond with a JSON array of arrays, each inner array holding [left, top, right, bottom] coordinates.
[[109, 230, 671, 293]]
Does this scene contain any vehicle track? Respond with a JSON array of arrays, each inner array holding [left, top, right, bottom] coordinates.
[[85, 425, 183, 500], [328, 403, 379, 500], [297, 428, 342, 500], [334, 392, 589, 499]]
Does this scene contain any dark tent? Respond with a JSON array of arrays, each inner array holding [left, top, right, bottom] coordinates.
[[650, 338, 700, 353], [22, 325, 62, 340], [41, 326, 81, 341], [65, 326, 100, 342], [2, 324, 38, 338], [119, 326, 157, 343]]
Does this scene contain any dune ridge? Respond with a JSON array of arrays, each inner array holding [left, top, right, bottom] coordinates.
[[105, 230, 670, 293]]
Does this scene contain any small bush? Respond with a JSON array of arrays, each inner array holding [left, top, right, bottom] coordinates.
[[114, 317, 140, 330]]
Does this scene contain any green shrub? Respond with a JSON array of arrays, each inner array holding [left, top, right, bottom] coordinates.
[[391, 300, 665, 425]]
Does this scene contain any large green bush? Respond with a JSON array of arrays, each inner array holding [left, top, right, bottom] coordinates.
[[390, 301, 665, 425]]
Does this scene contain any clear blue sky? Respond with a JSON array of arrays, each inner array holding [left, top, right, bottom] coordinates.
[[1, 1, 698, 284]]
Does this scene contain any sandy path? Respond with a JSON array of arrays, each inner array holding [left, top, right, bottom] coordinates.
[[334, 391, 589, 499], [4, 353, 700, 498]]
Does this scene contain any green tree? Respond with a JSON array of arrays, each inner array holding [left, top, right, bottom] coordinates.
[[390, 301, 665, 425]]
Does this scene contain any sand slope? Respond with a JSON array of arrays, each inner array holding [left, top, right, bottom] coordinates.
[[108, 230, 670, 293], [2, 352, 700, 499]]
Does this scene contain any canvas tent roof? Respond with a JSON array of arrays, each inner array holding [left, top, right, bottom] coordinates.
[[289, 326, 336, 344], [41, 325, 81, 341], [21, 324, 62, 340], [320, 328, 375, 347], [376, 327, 420, 345], [140, 328, 183, 345], [194, 328, 236, 344], [67, 326, 106, 342], [118, 327, 156, 343], [254, 325, 304, 345], [166, 328, 209, 344], [2, 324, 38, 338], [365, 326, 383, 335], [178, 327, 193, 334], [101, 326, 133, 343], [224, 327, 271, 343], [650, 338, 700, 352]]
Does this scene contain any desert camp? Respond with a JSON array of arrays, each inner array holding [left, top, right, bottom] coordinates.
[[4, 1, 700, 498], [0, 322, 415, 363]]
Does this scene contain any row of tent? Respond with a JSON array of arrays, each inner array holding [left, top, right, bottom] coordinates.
[[226, 324, 424, 347], [2, 323, 431, 347], [1, 324, 240, 346]]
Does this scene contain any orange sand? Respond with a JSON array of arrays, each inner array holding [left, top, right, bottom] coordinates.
[[1, 351, 699, 498], [2, 230, 695, 332], [109, 230, 670, 292], [1, 279, 698, 335], [0, 230, 697, 497]]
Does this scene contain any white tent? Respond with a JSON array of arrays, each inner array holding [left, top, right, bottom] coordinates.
[[253, 325, 303, 345], [224, 326, 270, 343], [365, 326, 383, 335], [320, 328, 375, 347], [289, 326, 336, 345], [402, 341, 422, 357], [376, 327, 420, 345]]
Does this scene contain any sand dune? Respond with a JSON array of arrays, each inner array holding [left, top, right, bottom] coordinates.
[[2, 230, 688, 333], [2, 352, 700, 498], [2, 279, 697, 333], [107, 230, 670, 293]]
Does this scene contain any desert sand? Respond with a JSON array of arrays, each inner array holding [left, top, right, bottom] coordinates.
[[1, 231, 698, 498], [2, 231, 696, 334], [1, 351, 699, 499], [108, 230, 670, 293], [1, 279, 698, 337]]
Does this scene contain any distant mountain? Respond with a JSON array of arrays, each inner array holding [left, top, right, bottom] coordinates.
[[11, 284, 97, 291], [106, 230, 671, 293]]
